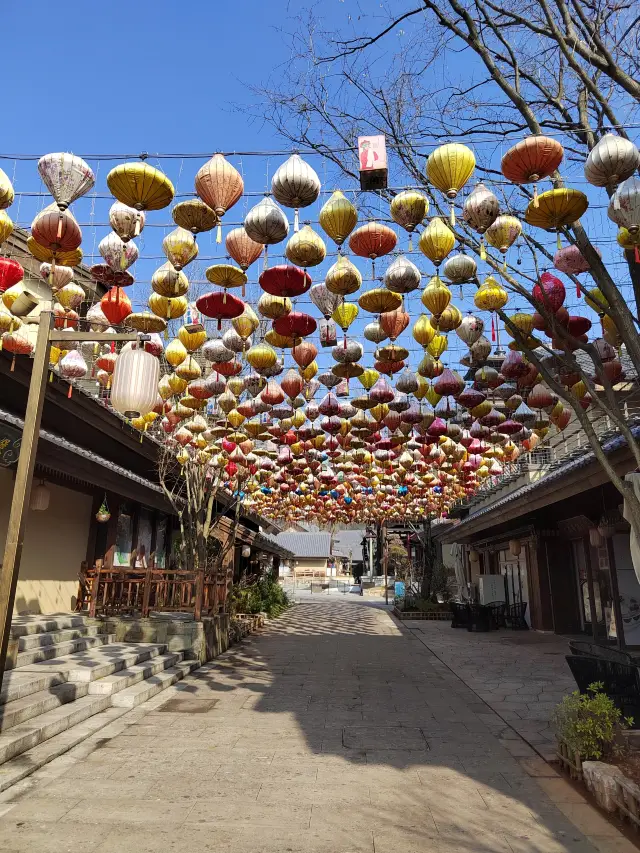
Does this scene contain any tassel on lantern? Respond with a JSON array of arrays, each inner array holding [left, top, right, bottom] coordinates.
[[491, 315, 496, 342], [294, 209, 299, 232], [49, 370, 53, 382], [533, 183, 539, 207], [577, 281, 581, 298], [10, 355, 15, 372], [450, 203, 456, 227], [480, 239, 486, 261], [614, 194, 621, 211], [216, 223, 222, 244], [371, 259, 376, 280], [263, 245, 269, 271], [57, 214, 63, 240], [502, 258, 507, 272], [557, 231, 562, 250], [67, 384, 73, 399], [408, 234, 413, 252], [635, 246, 640, 264]]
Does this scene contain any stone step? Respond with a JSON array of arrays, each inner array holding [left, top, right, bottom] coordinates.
[[0, 670, 69, 708], [10, 615, 100, 639], [17, 625, 103, 652], [87, 652, 184, 696], [15, 642, 167, 683], [0, 706, 128, 793], [0, 693, 113, 765], [12, 634, 115, 669], [111, 661, 199, 708], [0, 682, 90, 733]]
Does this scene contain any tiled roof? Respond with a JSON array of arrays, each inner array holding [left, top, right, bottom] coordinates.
[[273, 533, 332, 558], [331, 529, 366, 559]]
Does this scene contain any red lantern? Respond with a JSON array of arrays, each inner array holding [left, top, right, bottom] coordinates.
[[532, 272, 566, 313], [501, 136, 564, 190], [101, 287, 132, 325], [273, 312, 317, 339], [214, 359, 243, 377], [195, 290, 245, 330], [259, 265, 311, 298], [379, 307, 410, 341], [90, 264, 134, 288], [348, 223, 397, 260], [0, 257, 24, 292]]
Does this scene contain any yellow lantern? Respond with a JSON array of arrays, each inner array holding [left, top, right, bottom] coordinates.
[[358, 288, 402, 314], [370, 403, 389, 423], [163, 227, 198, 271], [107, 162, 175, 211], [319, 190, 358, 247], [412, 314, 435, 347], [177, 324, 207, 352], [265, 329, 300, 348], [358, 368, 379, 391], [148, 293, 188, 320], [227, 409, 246, 429], [233, 304, 259, 339], [419, 218, 455, 268], [175, 356, 202, 381], [525, 188, 588, 249], [332, 301, 359, 332], [258, 292, 291, 320], [505, 313, 535, 339], [27, 237, 82, 267], [434, 304, 462, 333], [325, 255, 362, 296], [602, 314, 622, 347], [474, 276, 508, 312], [300, 360, 318, 382], [426, 143, 475, 224], [246, 343, 278, 371], [427, 334, 448, 359], [285, 225, 326, 267], [485, 215, 522, 269], [0, 167, 15, 210], [166, 338, 189, 367], [617, 227, 640, 251], [168, 373, 188, 395], [390, 190, 429, 250], [0, 210, 13, 244], [152, 262, 189, 298], [421, 275, 451, 319], [585, 287, 609, 315], [172, 199, 217, 235]]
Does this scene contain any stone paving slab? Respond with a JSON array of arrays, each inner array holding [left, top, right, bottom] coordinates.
[[0, 598, 630, 853]]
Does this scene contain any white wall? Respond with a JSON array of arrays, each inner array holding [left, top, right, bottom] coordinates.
[[0, 468, 93, 614]]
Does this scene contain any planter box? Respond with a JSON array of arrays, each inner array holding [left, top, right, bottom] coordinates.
[[392, 606, 452, 621]]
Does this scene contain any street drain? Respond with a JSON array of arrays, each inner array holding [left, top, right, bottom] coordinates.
[[158, 697, 219, 713]]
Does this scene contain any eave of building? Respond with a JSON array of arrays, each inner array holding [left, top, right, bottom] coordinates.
[[436, 428, 640, 545]]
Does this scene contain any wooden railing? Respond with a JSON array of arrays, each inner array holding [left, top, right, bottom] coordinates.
[[86, 565, 228, 618]]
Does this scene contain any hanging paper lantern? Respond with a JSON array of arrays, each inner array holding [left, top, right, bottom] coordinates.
[[0, 211, 13, 244], [325, 255, 362, 296], [57, 282, 85, 310], [259, 264, 311, 298], [86, 302, 109, 331], [358, 287, 401, 315], [99, 232, 138, 271], [38, 152, 95, 210], [291, 341, 318, 369], [148, 293, 188, 321], [456, 314, 484, 347], [419, 218, 455, 268], [32, 205, 82, 253], [27, 237, 81, 267], [412, 314, 435, 347], [109, 202, 146, 242], [225, 226, 263, 271], [0, 257, 23, 293], [384, 256, 421, 294], [59, 349, 88, 384], [194, 153, 243, 241], [501, 136, 563, 205], [285, 225, 326, 267], [463, 183, 499, 258], [426, 143, 475, 224], [2, 327, 33, 357], [390, 190, 428, 249], [258, 292, 291, 320], [0, 167, 15, 210], [554, 244, 594, 276], [110, 346, 160, 418], [163, 227, 198, 270], [40, 262, 73, 291], [608, 177, 640, 234], [177, 323, 207, 353], [244, 197, 289, 250], [233, 304, 259, 339], [525, 189, 589, 247], [151, 262, 188, 297], [532, 271, 566, 312], [196, 290, 245, 329], [349, 223, 397, 270], [364, 320, 387, 343], [584, 133, 640, 189], [172, 199, 217, 235], [107, 162, 175, 211], [271, 154, 321, 231], [332, 302, 359, 333], [309, 283, 342, 319], [485, 215, 522, 266], [319, 190, 358, 248], [421, 275, 451, 320], [273, 312, 317, 338], [474, 276, 508, 312], [434, 304, 462, 333], [246, 343, 278, 372], [206, 264, 247, 291], [443, 253, 477, 285], [101, 287, 132, 325], [332, 340, 363, 364], [380, 306, 410, 341]]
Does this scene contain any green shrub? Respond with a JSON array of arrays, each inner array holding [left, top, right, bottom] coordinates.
[[552, 682, 632, 760], [231, 578, 289, 618]]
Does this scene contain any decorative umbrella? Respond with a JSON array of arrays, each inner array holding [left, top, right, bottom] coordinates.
[[196, 290, 245, 330]]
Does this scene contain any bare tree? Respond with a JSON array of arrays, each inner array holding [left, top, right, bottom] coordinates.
[[253, 0, 640, 540]]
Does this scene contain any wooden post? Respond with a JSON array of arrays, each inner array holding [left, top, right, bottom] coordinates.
[[0, 312, 53, 687], [383, 521, 389, 605]]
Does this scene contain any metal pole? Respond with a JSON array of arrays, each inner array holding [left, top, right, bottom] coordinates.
[[383, 522, 389, 605], [0, 311, 53, 687]]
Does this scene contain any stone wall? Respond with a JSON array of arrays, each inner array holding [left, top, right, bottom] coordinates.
[[102, 615, 231, 664]]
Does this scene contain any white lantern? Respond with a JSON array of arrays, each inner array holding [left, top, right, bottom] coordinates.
[[509, 539, 522, 557], [30, 481, 50, 511], [241, 545, 251, 558], [110, 346, 159, 419]]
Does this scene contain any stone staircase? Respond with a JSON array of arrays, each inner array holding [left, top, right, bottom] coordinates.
[[0, 613, 200, 792]]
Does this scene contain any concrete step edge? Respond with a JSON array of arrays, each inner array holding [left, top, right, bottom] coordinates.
[[87, 653, 184, 696], [0, 706, 128, 793], [0, 682, 90, 733], [14, 642, 167, 683], [12, 634, 115, 669], [0, 672, 69, 708], [10, 616, 102, 639], [17, 625, 103, 652], [111, 661, 199, 709]]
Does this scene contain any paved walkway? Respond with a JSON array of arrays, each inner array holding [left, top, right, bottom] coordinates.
[[0, 599, 633, 853], [407, 620, 577, 761]]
